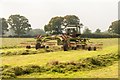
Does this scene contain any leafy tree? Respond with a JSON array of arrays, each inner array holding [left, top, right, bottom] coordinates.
[[44, 15, 81, 34], [0, 18, 9, 35], [108, 20, 120, 34], [83, 28, 91, 34], [44, 24, 54, 34], [8, 14, 32, 36], [45, 16, 64, 34], [63, 15, 80, 26], [95, 28, 101, 33]]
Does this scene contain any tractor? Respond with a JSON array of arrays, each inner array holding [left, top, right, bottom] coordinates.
[[34, 24, 103, 51]]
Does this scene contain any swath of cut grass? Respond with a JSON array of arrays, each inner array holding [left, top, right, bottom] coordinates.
[[1, 45, 118, 67], [18, 61, 118, 78]]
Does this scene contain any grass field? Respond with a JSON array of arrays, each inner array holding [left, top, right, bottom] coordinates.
[[1, 38, 119, 78], [0, 38, 35, 48], [18, 61, 118, 78]]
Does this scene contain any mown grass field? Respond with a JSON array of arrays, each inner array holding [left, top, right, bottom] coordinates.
[[0, 38, 35, 49], [1, 38, 119, 78], [18, 61, 118, 78]]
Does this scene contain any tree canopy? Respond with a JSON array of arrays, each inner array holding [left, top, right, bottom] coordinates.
[[63, 15, 80, 26], [0, 18, 9, 35], [8, 14, 32, 36], [108, 20, 120, 34], [44, 15, 81, 34], [83, 28, 91, 34], [95, 28, 101, 33]]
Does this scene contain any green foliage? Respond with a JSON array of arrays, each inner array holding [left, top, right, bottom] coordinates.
[[44, 16, 64, 34], [7, 14, 32, 36], [64, 15, 80, 26], [0, 18, 9, 35], [108, 20, 120, 34], [95, 28, 101, 33], [44, 15, 81, 34], [83, 28, 91, 34]]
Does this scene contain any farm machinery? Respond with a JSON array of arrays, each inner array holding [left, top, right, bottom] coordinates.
[[33, 24, 103, 51]]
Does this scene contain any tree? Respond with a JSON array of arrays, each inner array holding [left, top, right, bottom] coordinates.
[[83, 28, 91, 34], [95, 28, 101, 33], [0, 18, 9, 35], [108, 20, 120, 34], [44, 16, 64, 34], [63, 15, 80, 26], [44, 15, 81, 34], [8, 14, 32, 36]]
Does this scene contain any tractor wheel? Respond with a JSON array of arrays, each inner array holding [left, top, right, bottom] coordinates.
[[74, 47, 77, 50], [82, 45, 85, 49], [26, 45, 31, 49], [63, 43, 68, 51], [35, 43, 41, 50], [93, 47, 96, 51], [88, 46, 91, 51]]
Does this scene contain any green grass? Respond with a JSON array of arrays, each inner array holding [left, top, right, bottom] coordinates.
[[1, 38, 118, 48], [18, 61, 118, 78], [1, 45, 118, 67], [1, 38, 35, 48], [1, 38, 118, 78]]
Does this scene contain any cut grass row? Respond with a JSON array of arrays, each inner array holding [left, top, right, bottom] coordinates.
[[1, 45, 118, 67], [18, 61, 118, 78], [1, 52, 119, 79]]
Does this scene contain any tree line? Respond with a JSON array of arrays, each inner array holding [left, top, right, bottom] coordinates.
[[0, 14, 120, 38]]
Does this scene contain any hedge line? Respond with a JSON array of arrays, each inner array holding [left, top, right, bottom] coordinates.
[[81, 33, 120, 38]]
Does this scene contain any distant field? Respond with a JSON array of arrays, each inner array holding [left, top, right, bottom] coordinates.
[[1, 38, 119, 78], [1, 38, 35, 48], [0, 38, 118, 49]]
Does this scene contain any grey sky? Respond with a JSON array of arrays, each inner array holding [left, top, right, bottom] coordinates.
[[0, 0, 118, 32]]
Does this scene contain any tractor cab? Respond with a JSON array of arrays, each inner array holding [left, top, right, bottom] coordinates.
[[64, 24, 82, 37]]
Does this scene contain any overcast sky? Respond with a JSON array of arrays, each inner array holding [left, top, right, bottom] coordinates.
[[0, 0, 119, 32]]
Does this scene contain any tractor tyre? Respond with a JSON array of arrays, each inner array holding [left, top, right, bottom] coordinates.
[[93, 47, 96, 51], [35, 43, 41, 50], [63, 43, 68, 51], [82, 45, 85, 49], [74, 47, 77, 50], [88, 46, 92, 51]]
